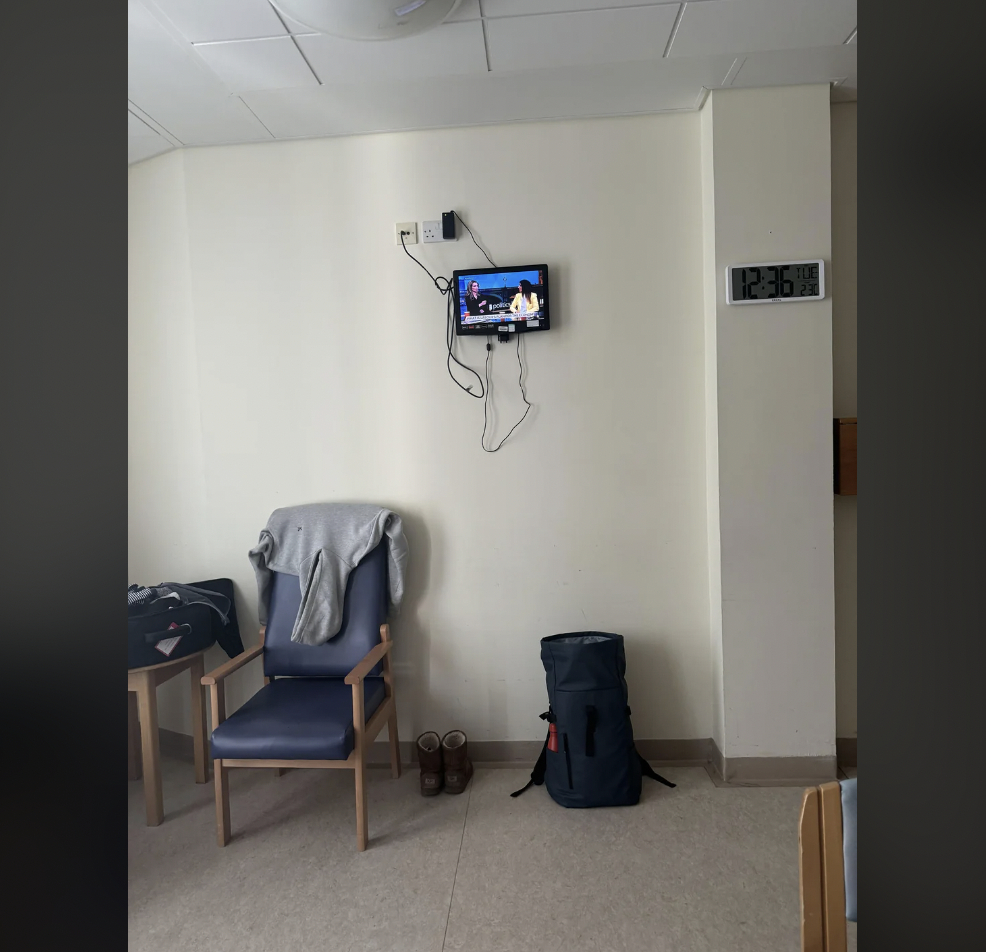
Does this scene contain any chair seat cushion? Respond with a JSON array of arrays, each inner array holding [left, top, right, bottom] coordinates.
[[211, 677, 386, 762]]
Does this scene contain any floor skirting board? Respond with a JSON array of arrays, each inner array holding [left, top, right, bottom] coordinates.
[[158, 731, 709, 769], [708, 739, 842, 787], [155, 730, 853, 782]]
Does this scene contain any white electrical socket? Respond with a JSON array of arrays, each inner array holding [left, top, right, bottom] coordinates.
[[395, 222, 417, 245], [422, 220, 444, 243]]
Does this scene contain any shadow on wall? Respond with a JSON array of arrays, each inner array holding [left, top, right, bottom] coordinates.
[[389, 507, 512, 742], [622, 630, 689, 740], [384, 507, 434, 741]]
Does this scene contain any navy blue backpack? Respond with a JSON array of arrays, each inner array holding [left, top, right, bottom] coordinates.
[[512, 632, 675, 806]]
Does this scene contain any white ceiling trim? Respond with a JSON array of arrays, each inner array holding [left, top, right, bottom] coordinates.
[[128, 99, 182, 147]]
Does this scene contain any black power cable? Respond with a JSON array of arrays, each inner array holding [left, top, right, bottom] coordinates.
[[399, 218, 533, 450], [453, 211, 496, 268], [400, 230, 484, 398], [482, 332, 532, 453]]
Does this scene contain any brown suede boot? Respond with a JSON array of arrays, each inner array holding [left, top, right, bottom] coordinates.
[[416, 732, 443, 796], [441, 730, 474, 794]]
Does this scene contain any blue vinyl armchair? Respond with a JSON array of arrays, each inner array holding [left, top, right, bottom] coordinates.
[[201, 541, 401, 851]]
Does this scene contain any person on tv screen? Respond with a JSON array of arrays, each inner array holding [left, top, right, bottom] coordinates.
[[463, 280, 489, 318], [509, 279, 539, 317]]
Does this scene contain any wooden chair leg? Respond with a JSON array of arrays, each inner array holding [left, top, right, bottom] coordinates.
[[379, 624, 401, 781], [190, 655, 209, 784], [387, 707, 402, 780], [128, 691, 142, 781], [262, 675, 283, 777], [353, 681, 368, 851], [354, 755, 368, 852], [214, 759, 231, 847], [135, 672, 164, 826]]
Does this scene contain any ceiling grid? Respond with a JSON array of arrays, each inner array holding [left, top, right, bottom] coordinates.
[[128, 0, 856, 164]]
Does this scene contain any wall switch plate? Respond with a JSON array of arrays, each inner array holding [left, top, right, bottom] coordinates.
[[422, 220, 444, 243], [395, 222, 417, 245]]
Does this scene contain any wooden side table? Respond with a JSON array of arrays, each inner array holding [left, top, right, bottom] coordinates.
[[128, 648, 210, 826]]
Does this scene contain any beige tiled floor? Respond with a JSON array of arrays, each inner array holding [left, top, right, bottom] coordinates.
[[129, 758, 856, 952]]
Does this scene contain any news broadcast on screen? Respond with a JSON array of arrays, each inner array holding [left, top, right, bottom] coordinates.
[[453, 265, 550, 336]]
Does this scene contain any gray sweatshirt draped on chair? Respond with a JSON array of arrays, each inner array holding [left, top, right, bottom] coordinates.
[[248, 502, 408, 646]]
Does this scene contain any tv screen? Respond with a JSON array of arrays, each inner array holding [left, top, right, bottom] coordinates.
[[453, 265, 550, 336]]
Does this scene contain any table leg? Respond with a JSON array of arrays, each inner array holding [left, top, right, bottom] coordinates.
[[135, 671, 164, 826], [190, 655, 208, 784], [128, 691, 142, 781]]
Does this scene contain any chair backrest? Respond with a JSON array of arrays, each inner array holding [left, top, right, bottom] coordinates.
[[263, 540, 388, 678]]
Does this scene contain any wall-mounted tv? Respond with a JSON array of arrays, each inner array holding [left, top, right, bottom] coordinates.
[[453, 265, 550, 336]]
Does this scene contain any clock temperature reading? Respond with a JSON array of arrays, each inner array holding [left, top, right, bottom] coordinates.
[[726, 259, 825, 305], [736, 264, 818, 300]]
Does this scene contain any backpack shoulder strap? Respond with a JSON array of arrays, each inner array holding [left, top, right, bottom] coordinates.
[[510, 734, 548, 797], [638, 751, 676, 788], [510, 711, 553, 798]]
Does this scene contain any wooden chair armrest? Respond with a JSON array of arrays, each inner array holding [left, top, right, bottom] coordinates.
[[202, 643, 264, 685], [344, 641, 392, 685]]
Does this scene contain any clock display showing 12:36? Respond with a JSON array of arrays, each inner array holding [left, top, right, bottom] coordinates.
[[725, 259, 825, 305]]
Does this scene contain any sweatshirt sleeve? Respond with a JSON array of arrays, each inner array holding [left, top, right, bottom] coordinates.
[[385, 513, 408, 614], [248, 530, 275, 626], [292, 547, 350, 646]]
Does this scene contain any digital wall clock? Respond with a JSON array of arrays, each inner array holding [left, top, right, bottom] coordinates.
[[726, 259, 825, 305]]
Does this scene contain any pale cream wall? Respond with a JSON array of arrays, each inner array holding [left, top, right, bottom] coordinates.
[[701, 86, 836, 759], [128, 151, 220, 733], [831, 102, 857, 739], [128, 114, 714, 741], [128, 102, 854, 750]]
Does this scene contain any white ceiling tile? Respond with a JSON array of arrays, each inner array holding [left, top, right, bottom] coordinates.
[[445, 0, 482, 21], [195, 37, 318, 93], [296, 21, 487, 84], [269, 0, 479, 32], [150, 0, 287, 42], [129, 135, 174, 164], [484, 0, 669, 14], [669, 0, 857, 57], [271, 8, 319, 34], [241, 55, 733, 138], [128, 111, 158, 136], [486, 5, 679, 72], [129, 0, 272, 144], [730, 44, 857, 89]]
